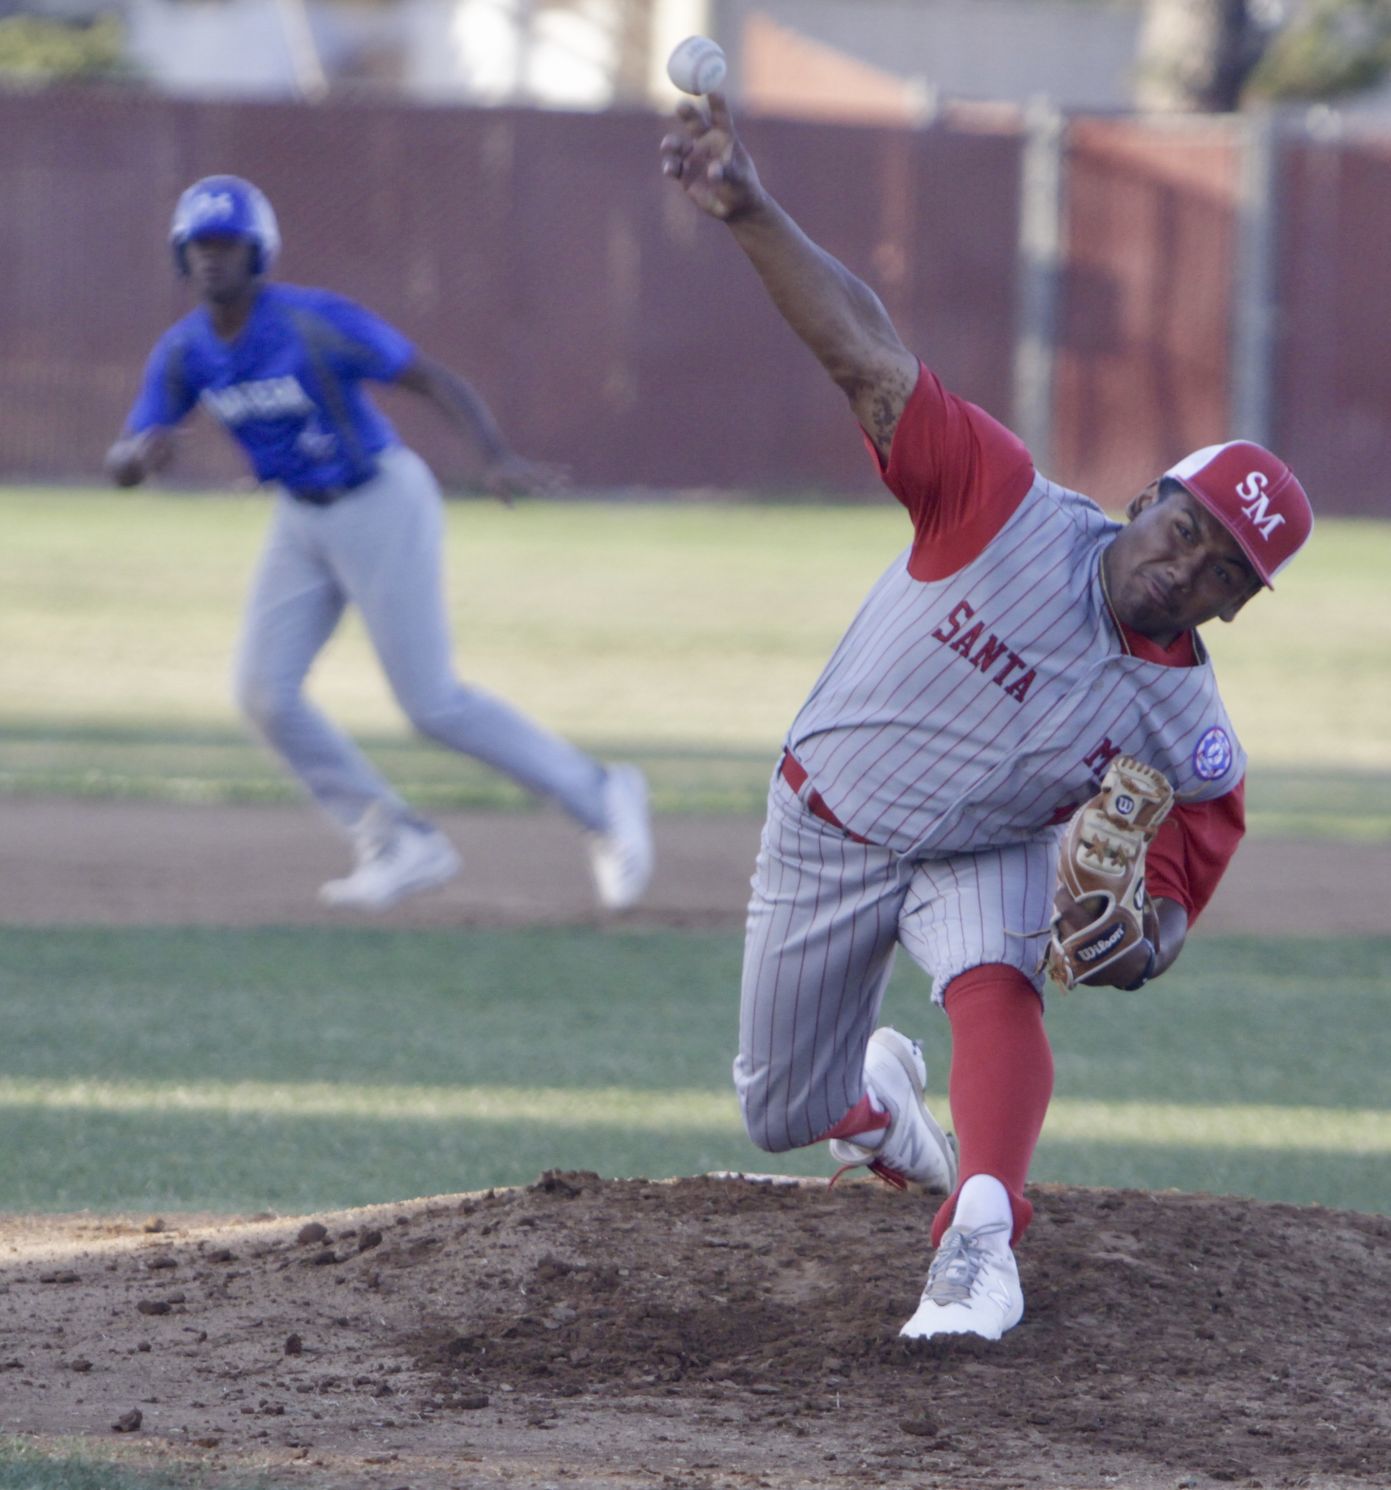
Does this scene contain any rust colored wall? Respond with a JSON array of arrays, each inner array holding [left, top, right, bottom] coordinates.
[[0, 88, 1021, 498], [3, 89, 1387, 516], [741, 10, 925, 125], [1051, 118, 1241, 507], [1274, 135, 1391, 515]]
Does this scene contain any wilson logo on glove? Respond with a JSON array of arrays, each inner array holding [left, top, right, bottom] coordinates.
[[1076, 923, 1126, 962]]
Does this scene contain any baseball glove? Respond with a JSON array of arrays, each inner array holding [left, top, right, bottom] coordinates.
[[1044, 756, 1175, 991]]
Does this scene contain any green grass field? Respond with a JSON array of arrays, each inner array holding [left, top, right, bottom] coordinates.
[[1, 486, 1387, 1229], [3, 488, 1391, 828], [0, 926, 1387, 1217], [0, 1441, 256, 1490], [2, 489, 1390, 761]]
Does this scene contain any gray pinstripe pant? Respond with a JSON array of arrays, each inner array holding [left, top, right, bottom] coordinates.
[[735, 767, 1058, 1153]]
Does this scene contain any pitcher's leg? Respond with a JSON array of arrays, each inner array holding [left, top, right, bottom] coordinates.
[[894, 837, 1058, 1239], [895, 839, 1057, 1341], [933, 966, 1053, 1247], [735, 774, 906, 1153]]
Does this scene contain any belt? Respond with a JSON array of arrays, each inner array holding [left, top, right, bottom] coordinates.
[[779, 751, 871, 845], [289, 466, 377, 507]]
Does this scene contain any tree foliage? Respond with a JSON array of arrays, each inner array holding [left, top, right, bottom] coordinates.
[[1138, 0, 1391, 109], [1251, 0, 1391, 100], [0, 15, 128, 80]]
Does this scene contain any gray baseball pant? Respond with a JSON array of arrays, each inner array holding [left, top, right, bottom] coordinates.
[[232, 445, 608, 834], [735, 765, 1058, 1152]]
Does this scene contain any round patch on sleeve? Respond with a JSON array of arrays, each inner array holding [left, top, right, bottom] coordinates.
[[1193, 726, 1233, 781]]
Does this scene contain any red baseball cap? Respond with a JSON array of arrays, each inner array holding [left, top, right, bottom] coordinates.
[[1163, 441, 1313, 588]]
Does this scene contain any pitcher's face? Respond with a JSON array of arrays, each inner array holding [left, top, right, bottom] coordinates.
[[1103, 482, 1261, 644]]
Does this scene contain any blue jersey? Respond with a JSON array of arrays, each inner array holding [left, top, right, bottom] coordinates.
[[124, 283, 416, 495]]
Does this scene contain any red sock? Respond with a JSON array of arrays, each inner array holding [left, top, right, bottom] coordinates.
[[815, 1092, 888, 1142], [931, 964, 1054, 1248]]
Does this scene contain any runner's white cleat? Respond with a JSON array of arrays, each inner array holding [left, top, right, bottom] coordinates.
[[319, 809, 461, 910], [588, 764, 654, 911], [828, 1027, 958, 1193], [900, 1221, 1024, 1341]]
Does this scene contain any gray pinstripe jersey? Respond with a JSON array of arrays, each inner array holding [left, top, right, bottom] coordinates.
[[787, 474, 1246, 858]]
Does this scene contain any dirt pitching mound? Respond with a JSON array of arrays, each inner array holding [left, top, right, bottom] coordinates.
[[3, 1173, 1387, 1489]]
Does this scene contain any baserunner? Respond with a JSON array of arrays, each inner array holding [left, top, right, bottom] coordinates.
[[107, 175, 652, 913]]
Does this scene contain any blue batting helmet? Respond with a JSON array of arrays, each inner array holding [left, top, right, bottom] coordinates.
[[169, 175, 280, 276]]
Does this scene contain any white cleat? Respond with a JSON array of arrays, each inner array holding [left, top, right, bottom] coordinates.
[[319, 809, 461, 911], [587, 764, 653, 911], [828, 1027, 958, 1193], [900, 1221, 1024, 1341]]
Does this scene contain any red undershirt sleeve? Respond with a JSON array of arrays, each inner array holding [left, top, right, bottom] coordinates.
[[862, 360, 1035, 581], [1146, 779, 1247, 924]]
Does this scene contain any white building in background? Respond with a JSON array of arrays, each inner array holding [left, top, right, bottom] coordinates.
[[21, 0, 1391, 118], [112, 0, 1141, 112], [116, 0, 714, 105], [720, 0, 1144, 120], [442, 0, 711, 106]]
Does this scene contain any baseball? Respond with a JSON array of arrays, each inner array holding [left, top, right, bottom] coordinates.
[[666, 35, 727, 95]]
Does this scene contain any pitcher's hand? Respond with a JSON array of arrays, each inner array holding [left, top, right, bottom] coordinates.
[[660, 93, 764, 222]]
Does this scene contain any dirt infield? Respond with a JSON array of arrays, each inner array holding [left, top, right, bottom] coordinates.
[[3, 796, 1389, 934], [1, 1178, 1387, 1490], [2, 798, 1388, 1488]]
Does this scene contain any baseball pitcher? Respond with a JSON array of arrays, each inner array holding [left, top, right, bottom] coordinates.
[[662, 97, 1313, 1341], [106, 176, 653, 912]]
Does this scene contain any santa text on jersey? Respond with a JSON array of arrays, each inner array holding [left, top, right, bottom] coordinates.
[[930, 598, 1037, 704]]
